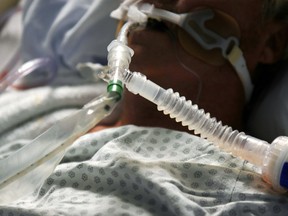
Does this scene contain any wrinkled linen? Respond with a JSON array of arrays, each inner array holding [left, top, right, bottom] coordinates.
[[1, 121, 288, 215]]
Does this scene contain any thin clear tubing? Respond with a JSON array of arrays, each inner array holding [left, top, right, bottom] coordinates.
[[0, 58, 57, 93], [121, 70, 288, 192]]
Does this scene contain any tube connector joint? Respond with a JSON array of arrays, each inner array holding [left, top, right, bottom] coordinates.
[[107, 80, 123, 100], [262, 136, 288, 192]]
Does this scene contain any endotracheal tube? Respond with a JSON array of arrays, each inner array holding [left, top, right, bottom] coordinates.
[[104, 21, 140, 99], [100, 17, 288, 192]]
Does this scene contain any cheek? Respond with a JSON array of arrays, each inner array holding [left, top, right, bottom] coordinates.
[[128, 29, 178, 70], [130, 49, 202, 100], [240, 28, 264, 73], [129, 43, 203, 101], [235, 6, 263, 72], [127, 27, 243, 102], [129, 44, 176, 71]]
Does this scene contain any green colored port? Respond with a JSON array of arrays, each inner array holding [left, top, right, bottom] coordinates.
[[107, 80, 123, 100]]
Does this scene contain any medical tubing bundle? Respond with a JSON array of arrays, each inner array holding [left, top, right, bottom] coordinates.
[[121, 70, 288, 192], [106, 6, 288, 191]]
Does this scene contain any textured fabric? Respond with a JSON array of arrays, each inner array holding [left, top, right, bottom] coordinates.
[[0, 83, 106, 151], [1, 125, 288, 215], [18, 0, 121, 87], [21, 0, 120, 70], [1, 0, 288, 214]]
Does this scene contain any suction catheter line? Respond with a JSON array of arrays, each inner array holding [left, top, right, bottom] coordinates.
[[0, 133, 73, 190], [0, 92, 119, 204]]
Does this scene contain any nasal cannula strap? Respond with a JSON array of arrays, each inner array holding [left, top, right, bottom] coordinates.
[[111, 1, 253, 101]]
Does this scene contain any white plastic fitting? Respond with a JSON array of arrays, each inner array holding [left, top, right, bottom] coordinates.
[[106, 21, 138, 97], [107, 21, 136, 80], [107, 39, 134, 80], [262, 136, 288, 191]]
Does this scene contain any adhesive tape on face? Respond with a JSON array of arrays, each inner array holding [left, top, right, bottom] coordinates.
[[177, 9, 241, 66]]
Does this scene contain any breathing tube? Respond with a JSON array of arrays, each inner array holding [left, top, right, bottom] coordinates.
[[104, 21, 140, 99], [86, 1, 288, 192]]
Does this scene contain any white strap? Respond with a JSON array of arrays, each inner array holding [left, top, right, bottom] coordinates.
[[227, 46, 254, 102]]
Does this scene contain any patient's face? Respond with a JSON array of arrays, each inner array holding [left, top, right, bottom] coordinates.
[[126, 0, 265, 129]]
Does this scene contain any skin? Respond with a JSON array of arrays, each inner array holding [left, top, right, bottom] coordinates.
[[92, 0, 287, 133]]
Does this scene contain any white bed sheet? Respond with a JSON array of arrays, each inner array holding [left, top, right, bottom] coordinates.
[[1, 1, 288, 214], [0, 84, 287, 215]]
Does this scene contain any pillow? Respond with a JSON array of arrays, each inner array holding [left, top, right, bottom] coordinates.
[[246, 62, 288, 142], [21, 0, 121, 71]]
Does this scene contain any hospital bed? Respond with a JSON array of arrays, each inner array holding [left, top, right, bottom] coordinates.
[[0, 0, 288, 215]]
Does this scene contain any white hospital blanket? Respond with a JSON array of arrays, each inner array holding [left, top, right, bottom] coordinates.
[[1, 123, 288, 215], [0, 83, 106, 157]]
